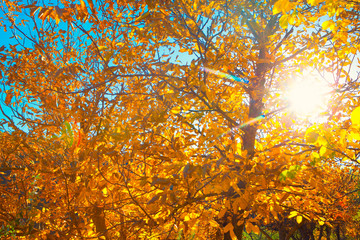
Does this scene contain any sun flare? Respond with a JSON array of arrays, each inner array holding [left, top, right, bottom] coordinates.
[[285, 71, 332, 117]]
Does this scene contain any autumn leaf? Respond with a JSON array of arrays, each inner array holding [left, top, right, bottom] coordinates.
[[305, 127, 319, 144], [87, 0, 95, 13], [322, 20, 335, 31], [307, 0, 323, 6], [273, 0, 295, 15], [135, 12, 150, 22], [80, 0, 87, 12], [5, 92, 12, 105], [351, 106, 360, 127], [319, 146, 327, 157], [296, 215, 303, 224], [289, 211, 298, 218], [1, 0, 360, 239], [223, 222, 233, 233], [171, 106, 181, 114], [245, 222, 260, 234], [97, 45, 108, 51], [279, 15, 289, 29]]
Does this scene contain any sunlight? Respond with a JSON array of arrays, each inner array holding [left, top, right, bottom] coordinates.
[[285, 70, 332, 117]]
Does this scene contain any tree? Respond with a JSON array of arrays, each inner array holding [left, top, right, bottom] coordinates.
[[1, 0, 360, 239]]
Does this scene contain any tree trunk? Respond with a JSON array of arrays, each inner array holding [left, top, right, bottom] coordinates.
[[336, 224, 341, 240], [223, 14, 270, 238], [279, 226, 287, 240], [224, 220, 244, 240], [318, 225, 324, 240], [242, 46, 267, 157], [91, 206, 108, 239], [325, 226, 331, 240]]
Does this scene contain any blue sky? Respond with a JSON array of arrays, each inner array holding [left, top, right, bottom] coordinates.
[[0, 10, 15, 130], [0, 9, 12, 46]]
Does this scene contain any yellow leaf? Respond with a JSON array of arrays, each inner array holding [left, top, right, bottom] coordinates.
[[307, 0, 322, 6], [289, 211, 297, 218], [97, 46, 108, 51], [279, 15, 289, 29], [102, 187, 108, 196], [288, 15, 296, 25], [349, 130, 360, 141], [305, 128, 319, 144], [351, 106, 360, 127], [317, 136, 327, 146], [273, 0, 283, 15], [296, 215, 303, 224], [171, 106, 181, 114], [273, 0, 294, 15], [75, 176, 81, 183], [322, 20, 335, 31], [311, 152, 320, 159], [319, 146, 327, 157], [339, 129, 347, 147]]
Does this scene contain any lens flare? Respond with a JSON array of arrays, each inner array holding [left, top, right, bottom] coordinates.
[[201, 67, 249, 84], [219, 115, 265, 137]]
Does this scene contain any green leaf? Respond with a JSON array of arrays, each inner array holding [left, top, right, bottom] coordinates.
[[279, 170, 288, 181], [280, 165, 301, 181], [61, 121, 74, 147]]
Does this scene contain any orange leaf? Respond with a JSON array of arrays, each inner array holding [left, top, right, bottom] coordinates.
[[223, 222, 233, 233], [87, 0, 95, 13], [5, 92, 12, 105], [246, 222, 260, 234], [80, 0, 87, 12]]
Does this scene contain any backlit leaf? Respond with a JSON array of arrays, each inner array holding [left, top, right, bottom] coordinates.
[[305, 127, 319, 144], [97, 45, 108, 51], [351, 106, 360, 127], [296, 215, 303, 224], [80, 0, 87, 12], [289, 211, 298, 218], [322, 20, 335, 31]]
